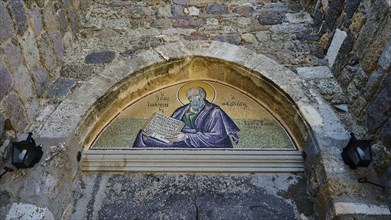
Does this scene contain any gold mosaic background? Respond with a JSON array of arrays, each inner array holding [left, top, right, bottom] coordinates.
[[92, 81, 295, 149]]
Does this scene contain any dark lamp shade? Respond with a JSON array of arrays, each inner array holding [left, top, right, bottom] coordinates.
[[10, 133, 43, 169], [341, 133, 372, 169]]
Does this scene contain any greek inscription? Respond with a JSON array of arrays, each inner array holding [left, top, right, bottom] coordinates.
[[240, 120, 275, 129], [221, 100, 248, 109], [147, 92, 170, 113]]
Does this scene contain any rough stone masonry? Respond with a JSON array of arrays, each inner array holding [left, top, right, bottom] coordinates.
[[0, 0, 390, 219]]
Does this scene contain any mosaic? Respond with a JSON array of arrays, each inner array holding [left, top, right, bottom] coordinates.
[[91, 80, 295, 149]]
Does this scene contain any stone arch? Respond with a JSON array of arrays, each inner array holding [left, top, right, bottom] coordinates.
[[37, 41, 349, 174]]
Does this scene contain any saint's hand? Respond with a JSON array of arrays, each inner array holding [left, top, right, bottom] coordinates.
[[169, 132, 188, 142]]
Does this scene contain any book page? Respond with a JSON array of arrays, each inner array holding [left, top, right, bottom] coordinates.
[[142, 113, 185, 144]]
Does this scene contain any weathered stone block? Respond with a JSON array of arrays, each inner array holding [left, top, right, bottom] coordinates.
[[364, 69, 385, 99], [6, 203, 54, 220], [296, 34, 320, 41], [270, 24, 307, 33], [37, 33, 57, 71], [257, 14, 285, 25], [173, 0, 189, 4], [332, 32, 354, 77], [350, 11, 364, 34], [60, 64, 94, 80], [57, 9, 69, 35], [25, 97, 39, 122], [52, 31, 65, 61], [110, 2, 132, 7], [83, 18, 102, 30], [326, 29, 347, 68], [2, 42, 23, 73], [381, 119, 391, 148], [241, 33, 257, 44], [0, 59, 12, 101], [62, 31, 73, 50], [379, 40, 391, 72], [343, 0, 361, 19], [187, 6, 200, 16], [67, 9, 79, 33], [312, 8, 323, 31], [212, 33, 241, 45], [206, 4, 228, 15], [232, 6, 255, 17], [350, 95, 366, 117], [9, 0, 28, 36], [206, 18, 219, 26], [325, 0, 344, 31], [346, 68, 368, 102], [184, 33, 208, 41], [0, 2, 15, 43], [28, 7, 43, 37], [151, 18, 172, 29], [296, 66, 333, 79], [255, 31, 270, 42], [32, 66, 49, 97], [288, 1, 304, 12], [171, 5, 185, 17], [338, 65, 358, 87], [310, 78, 346, 103], [43, 4, 59, 36], [19, 30, 40, 70], [157, 5, 172, 18], [0, 113, 4, 139], [162, 28, 195, 36], [260, 2, 290, 12], [332, 202, 391, 219], [354, 0, 390, 59], [362, 17, 391, 73], [2, 92, 28, 132], [367, 74, 391, 133], [147, 0, 161, 5], [285, 12, 313, 24], [172, 18, 206, 28], [11, 66, 35, 102], [85, 51, 116, 64], [102, 19, 131, 31], [47, 77, 76, 97]]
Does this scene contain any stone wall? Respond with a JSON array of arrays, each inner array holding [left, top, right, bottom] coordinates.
[[0, 0, 390, 218], [0, 0, 328, 141], [0, 0, 89, 142], [305, 0, 391, 152], [75, 0, 321, 66]]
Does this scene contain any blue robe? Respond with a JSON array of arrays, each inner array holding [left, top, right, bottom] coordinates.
[[133, 101, 240, 148]]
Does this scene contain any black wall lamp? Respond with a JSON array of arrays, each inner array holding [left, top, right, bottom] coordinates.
[[0, 132, 43, 179], [341, 133, 372, 169]]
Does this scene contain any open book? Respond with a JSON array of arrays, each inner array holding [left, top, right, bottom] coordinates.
[[141, 113, 185, 144]]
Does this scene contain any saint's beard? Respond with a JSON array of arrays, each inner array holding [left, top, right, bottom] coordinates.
[[190, 98, 205, 112]]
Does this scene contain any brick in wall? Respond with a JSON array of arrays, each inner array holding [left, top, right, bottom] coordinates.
[[367, 73, 391, 134], [9, 0, 28, 36], [0, 2, 15, 43], [0, 59, 12, 101]]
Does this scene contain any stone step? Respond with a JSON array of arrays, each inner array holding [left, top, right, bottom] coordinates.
[[82, 149, 305, 173]]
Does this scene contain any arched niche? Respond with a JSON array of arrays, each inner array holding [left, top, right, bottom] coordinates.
[[81, 57, 307, 150], [37, 41, 348, 174], [91, 79, 295, 150]]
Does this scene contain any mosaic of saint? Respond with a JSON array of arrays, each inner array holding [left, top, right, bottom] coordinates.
[[92, 80, 295, 149]]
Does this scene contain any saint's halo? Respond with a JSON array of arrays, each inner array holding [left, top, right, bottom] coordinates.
[[177, 81, 216, 105]]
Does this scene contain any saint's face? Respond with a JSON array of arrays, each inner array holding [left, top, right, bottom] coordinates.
[[187, 89, 205, 111]]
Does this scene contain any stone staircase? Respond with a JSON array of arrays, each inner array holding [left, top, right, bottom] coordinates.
[[82, 149, 304, 173]]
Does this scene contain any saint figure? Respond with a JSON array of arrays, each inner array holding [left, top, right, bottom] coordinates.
[[133, 86, 240, 148]]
